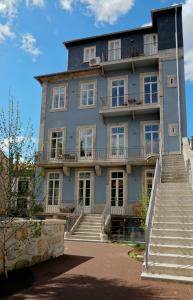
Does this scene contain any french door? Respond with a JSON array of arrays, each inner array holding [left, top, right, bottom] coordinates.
[[144, 124, 159, 156], [47, 173, 61, 213], [110, 171, 125, 215], [111, 126, 125, 158], [144, 34, 158, 56], [78, 172, 92, 214]]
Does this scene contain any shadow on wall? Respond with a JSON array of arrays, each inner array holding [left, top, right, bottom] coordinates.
[[4, 255, 180, 300]]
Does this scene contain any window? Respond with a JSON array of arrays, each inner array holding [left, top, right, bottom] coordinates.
[[52, 86, 66, 110], [80, 82, 95, 107], [17, 178, 30, 195], [144, 124, 159, 155], [144, 34, 158, 56], [111, 79, 125, 107], [144, 75, 158, 104], [108, 39, 121, 61], [48, 173, 60, 206], [145, 169, 155, 197], [79, 128, 94, 159], [83, 46, 96, 62], [111, 127, 125, 157], [50, 130, 64, 159]]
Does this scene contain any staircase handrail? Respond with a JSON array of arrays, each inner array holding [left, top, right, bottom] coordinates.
[[101, 201, 111, 234], [182, 137, 193, 190], [145, 158, 161, 270], [65, 200, 83, 233]]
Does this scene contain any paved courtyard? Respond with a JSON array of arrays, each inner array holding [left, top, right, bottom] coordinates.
[[9, 241, 193, 299]]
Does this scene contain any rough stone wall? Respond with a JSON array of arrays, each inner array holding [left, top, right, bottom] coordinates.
[[0, 219, 65, 274]]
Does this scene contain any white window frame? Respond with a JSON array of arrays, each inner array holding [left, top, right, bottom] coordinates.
[[145, 169, 155, 196], [47, 172, 62, 207], [79, 81, 96, 108], [108, 123, 128, 159], [108, 76, 128, 108], [48, 128, 65, 160], [109, 169, 126, 215], [143, 122, 160, 156], [140, 72, 159, 105], [51, 85, 67, 111], [83, 46, 96, 63], [77, 126, 96, 160], [108, 39, 121, 61]]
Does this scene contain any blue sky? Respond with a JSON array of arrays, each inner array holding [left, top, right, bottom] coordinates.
[[0, 0, 192, 146]]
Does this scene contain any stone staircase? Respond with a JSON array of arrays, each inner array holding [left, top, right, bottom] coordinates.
[[64, 214, 103, 242], [142, 154, 193, 282]]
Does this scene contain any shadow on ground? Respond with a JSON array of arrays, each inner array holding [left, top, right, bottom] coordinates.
[[10, 274, 182, 300]]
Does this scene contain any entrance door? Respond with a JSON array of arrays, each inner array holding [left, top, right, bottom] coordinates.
[[110, 171, 125, 215], [47, 173, 61, 213], [144, 124, 159, 156], [78, 172, 92, 214]]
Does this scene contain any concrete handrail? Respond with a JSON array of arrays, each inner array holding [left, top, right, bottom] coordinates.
[[182, 137, 193, 190]]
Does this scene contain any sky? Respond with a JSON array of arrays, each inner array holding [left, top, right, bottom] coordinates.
[[0, 0, 192, 146]]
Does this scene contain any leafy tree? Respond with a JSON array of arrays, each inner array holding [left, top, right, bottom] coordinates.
[[0, 98, 43, 278]]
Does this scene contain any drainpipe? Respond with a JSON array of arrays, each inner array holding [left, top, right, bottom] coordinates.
[[175, 6, 182, 153]]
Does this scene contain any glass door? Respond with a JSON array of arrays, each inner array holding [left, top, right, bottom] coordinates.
[[110, 171, 124, 215], [144, 124, 159, 156], [111, 127, 125, 158], [78, 172, 92, 214]]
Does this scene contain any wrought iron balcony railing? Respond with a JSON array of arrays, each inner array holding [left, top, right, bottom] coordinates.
[[100, 91, 160, 111], [36, 147, 145, 164], [101, 42, 158, 63]]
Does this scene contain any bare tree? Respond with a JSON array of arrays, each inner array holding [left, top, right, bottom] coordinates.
[[0, 97, 42, 278]]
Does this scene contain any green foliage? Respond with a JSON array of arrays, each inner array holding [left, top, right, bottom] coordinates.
[[133, 187, 150, 230]]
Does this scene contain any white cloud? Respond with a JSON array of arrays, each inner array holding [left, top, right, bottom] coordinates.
[[0, 23, 15, 42], [0, 0, 20, 18], [59, 0, 73, 11], [182, 0, 193, 81], [20, 33, 41, 61], [141, 22, 152, 27], [25, 0, 44, 7], [80, 0, 134, 24]]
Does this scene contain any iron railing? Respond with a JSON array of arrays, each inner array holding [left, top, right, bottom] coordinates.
[[65, 200, 83, 233], [36, 147, 146, 163], [101, 42, 158, 63], [145, 158, 161, 270], [100, 91, 160, 110]]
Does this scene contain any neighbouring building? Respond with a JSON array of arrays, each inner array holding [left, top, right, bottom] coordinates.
[[35, 5, 187, 241]]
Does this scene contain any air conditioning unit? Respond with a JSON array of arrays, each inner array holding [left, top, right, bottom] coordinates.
[[89, 57, 101, 67]]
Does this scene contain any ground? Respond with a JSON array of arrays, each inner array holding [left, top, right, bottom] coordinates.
[[3, 241, 193, 299]]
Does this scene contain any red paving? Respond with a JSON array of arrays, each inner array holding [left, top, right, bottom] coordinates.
[[9, 241, 193, 299]]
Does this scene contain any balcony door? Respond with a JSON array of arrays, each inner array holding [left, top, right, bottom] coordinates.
[[47, 173, 61, 213], [79, 127, 94, 159], [144, 123, 159, 156], [108, 39, 121, 61], [78, 172, 93, 214], [110, 171, 125, 215], [49, 130, 64, 160], [144, 34, 158, 56], [110, 126, 126, 158]]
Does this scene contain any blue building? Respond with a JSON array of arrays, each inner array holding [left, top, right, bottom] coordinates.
[[35, 5, 187, 241]]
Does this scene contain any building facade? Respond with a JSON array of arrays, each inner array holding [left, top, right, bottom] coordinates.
[[36, 5, 186, 218]]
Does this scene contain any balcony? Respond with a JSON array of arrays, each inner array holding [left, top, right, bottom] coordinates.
[[99, 92, 160, 117], [100, 42, 159, 71], [36, 147, 159, 168]]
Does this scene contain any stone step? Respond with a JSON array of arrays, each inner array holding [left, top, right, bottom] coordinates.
[[152, 228, 193, 238], [155, 205, 193, 210], [149, 253, 193, 265], [82, 218, 102, 222], [154, 210, 193, 217], [141, 272, 193, 283], [64, 236, 102, 242], [150, 244, 193, 255], [79, 221, 102, 226], [153, 222, 193, 230], [78, 225, 101, 230], [73, 232, 100, 237], [154, 216, 193, 223], [76, 228, 101, 232], [161, 179, 188, 183], [144, 262, 193, 277], [151, 236, 193, 246]]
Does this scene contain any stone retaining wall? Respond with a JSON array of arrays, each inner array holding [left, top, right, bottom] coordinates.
[[0, 219, 65, 274]]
